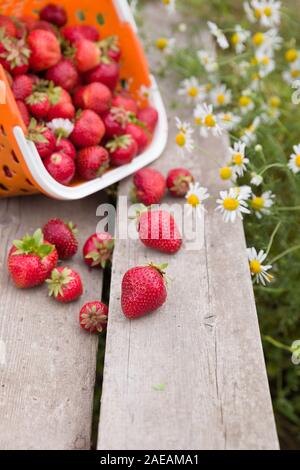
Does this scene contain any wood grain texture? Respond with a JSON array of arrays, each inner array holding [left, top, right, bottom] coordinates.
[[97, 3, 279, 450], [0, 193, 106, 450]]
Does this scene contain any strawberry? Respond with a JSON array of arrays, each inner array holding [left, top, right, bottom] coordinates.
[[79, 301, 108, 333], [112, 94, 138, 114], [166, 168, 195, 197], [84, 61, 119, 91], [7, 228, 58, 288], [44, 152, 75, 185], [27, 119, 56, 159], [70, 110, 105, 148], [79, 82, 112, 115], [137, 106, 158, 133], [137, 207, 182, 254], [26, 91, 50, 119], [43, 218, 78, 259], [61, 25, 100, 43], [0, 37, 31, 76], [77, 146, 109, 180], [72, 85, 85, 108], [12, 74, 33, 100], [0, 15, 17, 38], [121, 263, 168, 319], [103, 107, 129, 138], [74, 39, 101, 73], [125, 122, 149, 153], [132, 168, 166, 205], [47, 101, 75, 121], [16, 100, 30, 126], [83, 232, 114, 268], [106, 135, 138, 167], [30, 20, 58, 36], [28, 29, 61, 71], [46, 267, 83, 303], [45, 59, 79, 92], [55, 138, 76, 160], [99, 35, 121, 63], [39, 4, 67, 27]]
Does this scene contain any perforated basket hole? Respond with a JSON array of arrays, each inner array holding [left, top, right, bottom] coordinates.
[[26, 178, 34, 186], [20, 188, 30, 193], [0, 183, 8, 191], [3, 165, 13, 178], [11, 150, 19, 163], [0, 124, 7, 137]]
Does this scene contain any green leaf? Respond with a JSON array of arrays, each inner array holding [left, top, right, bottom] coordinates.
[[96, 13, 105, 25]]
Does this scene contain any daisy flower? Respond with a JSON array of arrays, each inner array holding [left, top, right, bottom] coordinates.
[[47, 118, 74, 137], [251, 172, 264, 186], [218, 112, 241, 131], [229, 141, 249, 177], [193, 103, 222, 137], [240, 117, 261, 144], [219, 166, 237, 182], [239, 93, 254, 114], [252, 29, 282, 52], [288, 144, 300, 174], [197, 49, 218, 73], [161, 0, 176, 14], [231, 24, 250, 53], [250, 190, 275, 218], [255, 49, 275, 77], [285, 48, 299, 63], [138, 84, 156, 101], [175, 117, 194, 157], [207, 21, 229, 49], [283, 60, 300, 84], [178, 77, 204, 104], [185, 182, 210, 216], [247, 247, 273, 285], [244, 1, 281, 28], [210, 84, 232, 108], [155, 37, 176, 54], [216, 187, 250, 223], [233, 185, 252, 200]]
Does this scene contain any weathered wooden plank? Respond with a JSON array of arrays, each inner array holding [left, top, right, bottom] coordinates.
[[0, 192, 106, 450], [97, 4, 279, 450]]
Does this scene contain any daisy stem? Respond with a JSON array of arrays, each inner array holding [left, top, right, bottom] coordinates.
[[259, 163, 286, 175], [277, 205, 300, 211], [266, 221, 282, 257], [262, 335, 293, 353], [270, 244, 300, 264]]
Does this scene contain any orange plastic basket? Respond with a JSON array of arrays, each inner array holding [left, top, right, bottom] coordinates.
[[0, 0, 168, 199]]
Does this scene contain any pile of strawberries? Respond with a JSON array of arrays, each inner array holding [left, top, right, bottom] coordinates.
[[0, 4, 158, 185]]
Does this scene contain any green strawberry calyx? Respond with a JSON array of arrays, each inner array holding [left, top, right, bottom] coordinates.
[[67, 221, 78, 236], [171, 175, 193, 194], [46, 267, 74, 298], [85, 238, 114, 268], [26, 91, 48, 105], [106, 134, 133, 152], [81, 304, 108, 332], [12, 228, 54, 258], [27, 118, 49, 143], [128, 114, 151, 137], [148, 262, 168, 276]]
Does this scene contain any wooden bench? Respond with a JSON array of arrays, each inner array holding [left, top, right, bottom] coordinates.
[[0, 2, 279, 451]]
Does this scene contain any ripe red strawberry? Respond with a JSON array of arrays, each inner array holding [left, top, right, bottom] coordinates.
[[137, 208, 182, 254], [112, 94, 138, 114], [0, 37, 30, 76], [45, 59, 79, 91], [39, 3, 67, 27], [166, 168, 195, 197], [100, 35, 121, 62], [121, 263, 168, 319], [106, 135, 138, 166], [79, 82, 112, 115], [55, 138, 76, 160], [74, 39, 100, 73], [103, 107, 129, 138], [16, 100, 30, 126], [47, 101, 75, 120], [28, 29, 61, 71], [26, 91, 50, 119], [137, 106, 158, 133], [61, 25, 100, 43], [72, 85, 85, 108], [44, 152, 75, 185], [12, 74, 33, 100], [83, 232, 114, 268], [132, 168, 166, 205], [0, 15, 17, 38], [77, 146, 109, 180], [7, 228, 58, 288], [84, 61, 119, 91], [27, 119, 56, 159], [70, 110, 105, 148], [43, 218, 78, 259], [46, 267, 83, 303], [79, 301, 108, 333], [30, 20, 58, 36], [125, 122, 149, 153]]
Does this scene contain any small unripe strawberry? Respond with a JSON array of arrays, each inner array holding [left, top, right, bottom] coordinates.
[[166, 168, 195, 197], [79, 301, 108, 333], [46, 267, 83, 303], [83, 232, 114, 268]]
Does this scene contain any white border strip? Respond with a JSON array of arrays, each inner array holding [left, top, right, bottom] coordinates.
[[112, 0, 138, 32]]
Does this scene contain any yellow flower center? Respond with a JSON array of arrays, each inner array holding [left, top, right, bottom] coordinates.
[[187, 194, 200, 207], [291, 69, 300, 78], [251, 196, 265, 210], [217, 94, 225, 105], [175, 132, 186, 147], [269, 96, 281, 107], [233, 153, 243, 165], [162, 0, 170, 4], [194, 117, 202, 126], [188, 86, 199, 97], [252, 32, 264, 46], [264, 6, 272, 16], [223, 198, 239, 211], [156, 37, 168, 50], [219, 167, 232, 180], [261, 56, 270, 65], [255, 8, 262, 18], [231, 33, 239, 45], [285, 48, 298, 62], [295, 155, 300, 167], [251, 57, 259, 66], [222, 113, 232, 122], [250, 260, 262, 274], [239, 95, 251, 107], [204, 114, 216, 127]]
